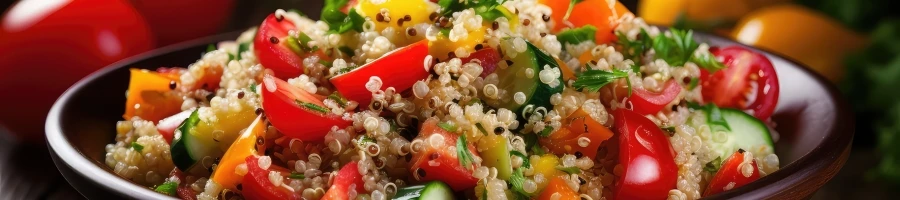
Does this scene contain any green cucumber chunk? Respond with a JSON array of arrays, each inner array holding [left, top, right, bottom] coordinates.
[[496, 39, 564, 125], [170, 109, 223, 175], [392, 181, 454, 200], [705, 108, 775, 162]]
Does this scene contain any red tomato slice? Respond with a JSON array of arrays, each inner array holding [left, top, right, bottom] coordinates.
[[408, 118, 479, 191], [169, 169, 197, 200], [613, 109, 677, 200], [702, 46, 779, 120], [157, 110, 193, 144], [459, 47, 502, 78], [703, 150, 761, 196], [629, 79, 681, 116], [322, 161, 367, 200], [330, 40, 430, 104], [261, 75, 352, 141], [254, 13, 321, 79], [242, 156, 299, 200]]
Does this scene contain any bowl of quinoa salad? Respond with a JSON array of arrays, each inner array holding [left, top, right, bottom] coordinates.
[[46, 0, 854, 199]]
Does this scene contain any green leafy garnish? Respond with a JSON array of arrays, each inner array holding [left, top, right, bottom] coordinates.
[[687, 77, 700, 90], [617, 29, 653, 64], [321, 0, 364, 34], [563, 0, 585, 22], [438, 0, 510, 21], [557, 25, 597, 46], [319, 59, 333, 67], [556, 166, 582, 174], [289, 172, 305, 179], [523, 134, 545, 155], [508, 168, 531, 198], [357, 135, 375, 147], [236, 42, 250, 60], [690, 50, 726, 71], [457, 135, 475, 169], [206, 44, 216, 53], [509, 151, 531, 168], [327, 92, 347, 107], [338, 46, 355, 57], [688, 102, 731, 131], [652, 28, 699, 67], [475, 123, 489, 135], [438, 0, 467, 17], [440, 28, 451, 37], [539, 126, 554, 137], [154, 181, 178, 196], [573, 69, 631, 93], [248, 83, 257, 93], [131, 142, 144, 152], [295, 100, 330, 113], [704, 156, 723, 172], [438, 122, 458, 132]]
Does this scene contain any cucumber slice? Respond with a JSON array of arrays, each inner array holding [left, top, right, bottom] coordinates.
[[393, 181, 454, 200], [705, 108, 775, 162], [496, 39, 564, 125], [170, 109, 224, 175]]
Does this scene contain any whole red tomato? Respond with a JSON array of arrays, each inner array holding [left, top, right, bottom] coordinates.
[[129, 0, 235, 46], [0, 0, 154, 143]]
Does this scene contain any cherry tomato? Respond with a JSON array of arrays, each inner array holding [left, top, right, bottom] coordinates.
[[540, 0, 632, 44], [261, 74, 352, 141], [703, 149, 760, 196], [702, 46, 779, 120], [322, 161, 367, 200], [540, 107, 614, 159], [629, 79, 681, 116], [330, 40, 430, 104], [0, 0, 154, 143], [169, 169, 197, 200], [537, 177, 579, 200], [129, 0, 235, 46], [157, 110, 193, 144], [459, 47, 502, 78], [612, 109, 677, 200], [254, 13, 325, 79], [408, 118, 479, 191], [242, 156, 300, 200]]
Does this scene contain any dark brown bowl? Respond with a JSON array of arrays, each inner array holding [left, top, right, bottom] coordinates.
[[46, 31, 853, 199]]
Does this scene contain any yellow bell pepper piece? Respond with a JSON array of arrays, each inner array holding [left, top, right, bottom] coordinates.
[[211, 115, 267, 191], [731, 4, 867, 82], [639, 0, 752, 27], [429, 27, 486, 61], [532, 154, 563, 190], [356, 0, 435, 32]]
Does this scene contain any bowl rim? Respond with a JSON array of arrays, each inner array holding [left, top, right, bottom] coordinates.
[[45, 30, 854, 199]]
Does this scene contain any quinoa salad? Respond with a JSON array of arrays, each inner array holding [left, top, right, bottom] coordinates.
[[104, 0, 783, 199]]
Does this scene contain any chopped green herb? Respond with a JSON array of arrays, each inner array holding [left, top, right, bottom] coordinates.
[[154, 181, 178, 196], [338, 46, 355, 57], [652, 28, 699, 67], [573, 69, 630, 92], [131, 142, 144, 152], [523, 134, 545, 155], [661, 126, 676, 133], [206, 44, 216, 53], [482, 186, 488, 200], [357, 135, 375, 147], [440, 28, 451, 37], [319, 59, 333, 67], [704, 156, 723, 172], [690, 50, 727, 71], [509, 151, 531, 168], [557, 25, 597, 45], [563, 0, 585, 22], [338, 65, 359, 74], [248, 83, 257, 93], [289, 172, 305, 179], [438, 122, 458, 132], [688, 102, 731, 131], [438, 0, 467, 17], [508, 168, 531, 197], [457, 135, 475, 169], [617, 29, 653, 64], [236, 42, 250, 60], [556, 166, 582, 174], [295, 100, 330, 113], [475, 123, 489, 135], [327, 92, 347, 107], [687, 77, 700, 90], [539, 126, 554, 137]]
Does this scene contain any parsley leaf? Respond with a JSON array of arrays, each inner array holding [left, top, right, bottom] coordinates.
[[704, 156, 723, 172], [556, 166, 582, 174], [690, 49, 727, 71], [475, 123, 489, 135], [688, 102, 731, 131], [617, 29, 653, 64], [205, 44, 216, 53], [509, 150, 531, 168], [438, 122, 458, 132], [539, 126, 554, 137], [321, 0, 364, 34], [652, 28, 699, 67], [438, 0, 467, 17], [508, 168, 531, 198], [295, 100, 330, 113], [457, 135, 475, 169], [131, 142, 144, 152], [557, 25, 597, 46], [289, 172, 305, 179], [687, 77, 700, 90], [338, 46, 355, 57], [154, 181, 178, 196], [327, 92, 347, 107], [573, 69, 630, 92], [236, 42, 250, 60]]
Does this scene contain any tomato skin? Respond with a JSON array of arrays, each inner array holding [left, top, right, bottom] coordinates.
[[629, 79, 682, 116], [702, 46, 780, 120], [408, 118, 479, 191], [330, 40, 430, 104], [613, 109, 678, 200], [703, 150, 761, 196], [322, 161, 368, 200], [169, 169, 197, 200], [129, 0, 235, 46], [157, 110, 193, 144], [243, 156, 300, 200], [261, 75, 352, 141], [540, 108, 614, 159], [254, 13, 307, 80], [459, 47, 502, 78], [0, 0, 153, 143]]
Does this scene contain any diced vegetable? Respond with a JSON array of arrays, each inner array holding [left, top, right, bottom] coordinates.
[[254, 12, 328, 79], [170, 109, 221, 176], [540, 0, 631, 44], [536, 177, 579, 200], [460, 47, 502, 78], [629, 79, 681, 116], [211, 115, 267, 191], [262, 74, 352, 141], [330, 40, 430, 104], [531, 154, 563, 190], [705, 108, 775, 162], [540, 107, 613, 159], [124, 69, 183, 122], [703, 149, 760, 196], [322, 161, 367, 200], [157, 110, 193, 144], [702, 46, 779, 120], [496, 40, 565, 124], [355, 0, 435, 33], [613, 108, 678, 199], [408, 118, 479, 191], [242, 156, 300, 200], [392, 181, 455, 200], [477, 133, 512, 180]]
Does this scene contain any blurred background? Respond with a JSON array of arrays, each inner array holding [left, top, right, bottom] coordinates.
[[0, 0, 897, 199]]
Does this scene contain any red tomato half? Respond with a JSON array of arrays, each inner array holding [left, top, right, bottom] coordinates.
[[330, 40, 430, 104], [408, 118, 479, 191], [254, 13, 325, 79], [459, 47, 502, 78], [242, 156, 300, 200], [0, 0, 154, 143], [169, 169, 197, 200], [703, 150, 761, 196], [613, 109, 678, 200], [629, 79, 682, 116], [322, 161, 367, 200], [702, 46, 779, 120], [261, 75, 352, 141]]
